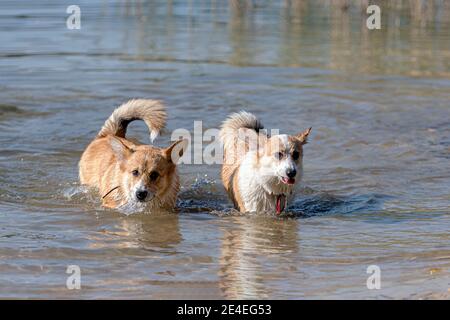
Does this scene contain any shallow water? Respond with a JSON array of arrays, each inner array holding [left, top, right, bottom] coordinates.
[[0, 0, 449, 299]]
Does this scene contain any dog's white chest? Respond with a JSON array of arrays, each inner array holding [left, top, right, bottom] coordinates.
[[239, 179, 276, 212], [238, 154, 282, 212]]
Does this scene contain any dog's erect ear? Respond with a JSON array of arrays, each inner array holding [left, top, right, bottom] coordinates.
[[164, 139, 189, 164], [295, 127, 312, 145], [110, 136, 134, 161]]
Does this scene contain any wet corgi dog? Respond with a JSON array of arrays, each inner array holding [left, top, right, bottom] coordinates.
[[220, 111, 311, 214], [79, 99, 188, 212]]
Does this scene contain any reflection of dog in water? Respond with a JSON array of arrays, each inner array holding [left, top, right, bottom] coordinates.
[[79, 99, 188, 212], [120, 214, 182, 249], [220, 111, 311, 214], [219, 216, 299, 299], [88, 213, 182, 250]]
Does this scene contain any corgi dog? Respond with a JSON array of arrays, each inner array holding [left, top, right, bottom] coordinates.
[[219, 111, 311, 214], [79, 99, 188, 212]]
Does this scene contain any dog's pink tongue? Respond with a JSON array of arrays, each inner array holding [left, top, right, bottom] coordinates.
[[276, 195, 286, 215], [282, 177, 295, 185]]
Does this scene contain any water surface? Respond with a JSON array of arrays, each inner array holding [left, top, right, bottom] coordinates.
[[0, 0, 449, 299]]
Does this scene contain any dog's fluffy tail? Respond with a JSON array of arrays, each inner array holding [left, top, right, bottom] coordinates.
[[97, 99, 167, 141], [219, 111, 264, 150]]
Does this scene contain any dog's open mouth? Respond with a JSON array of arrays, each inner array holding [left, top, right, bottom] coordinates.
[[281, 177, 295, 185]]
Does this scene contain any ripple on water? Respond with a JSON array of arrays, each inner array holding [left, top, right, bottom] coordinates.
[[59, 176, 386, 219], [0, 103, 49, 120]]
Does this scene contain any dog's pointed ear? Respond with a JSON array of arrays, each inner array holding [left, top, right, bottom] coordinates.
[[295, 127, 312, 145], [164, 139, 189, 164], [110, 136, 134, 161]]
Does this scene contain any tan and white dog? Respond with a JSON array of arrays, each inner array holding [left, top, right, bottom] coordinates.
[[220, 111, 311, 214], [79, 99, 187, 212]]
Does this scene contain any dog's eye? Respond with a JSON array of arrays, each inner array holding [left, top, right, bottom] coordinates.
[[149, 171, 160, 181], [131, 169, 139, 177], [292, 151, 300, 160], [274, 152, 284, 160]]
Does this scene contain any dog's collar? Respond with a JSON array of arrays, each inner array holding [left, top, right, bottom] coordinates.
[[102, 186, 120, 199]]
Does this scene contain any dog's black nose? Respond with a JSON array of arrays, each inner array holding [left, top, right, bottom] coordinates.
[[136, 190, 148, 201], [286, 168, 297, 178]]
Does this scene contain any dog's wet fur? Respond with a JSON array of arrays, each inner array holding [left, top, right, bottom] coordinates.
[[220, 111, 311, 214], [79, 99, 187, 212]]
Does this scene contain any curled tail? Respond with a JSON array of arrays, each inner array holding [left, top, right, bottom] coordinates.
[[219, 111, 264, 151], [97, 99, 166, 141]]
